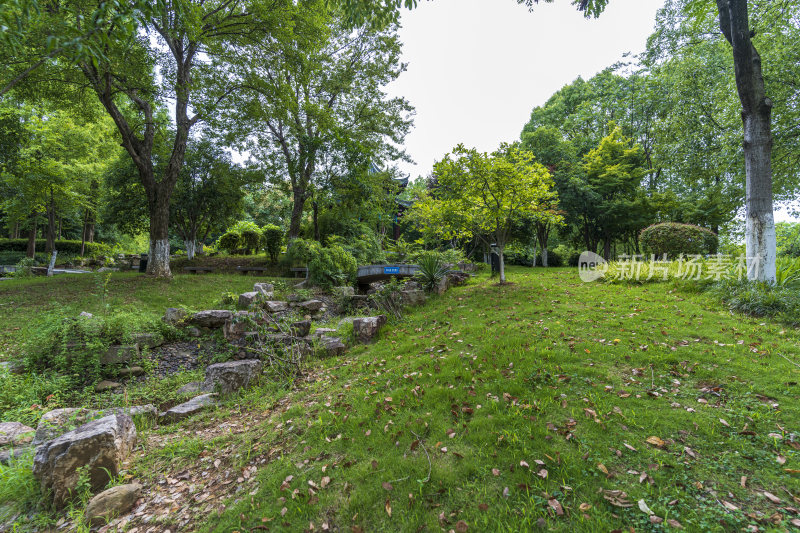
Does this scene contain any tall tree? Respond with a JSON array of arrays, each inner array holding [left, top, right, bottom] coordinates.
[[223, 1, 412, 242]]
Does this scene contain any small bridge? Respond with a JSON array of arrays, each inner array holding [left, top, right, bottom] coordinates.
[[357, 264, 418, 287]]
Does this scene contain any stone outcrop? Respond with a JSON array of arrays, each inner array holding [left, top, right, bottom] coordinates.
[[160, 394, 216, 423], [33, 414, 137, 508], [190, 310, 233, 328], [202, 360, 263, 395], [131, 333, 163, 349], [298, 299, 325, 312], [353, 315, 387, 343], [400, 289, 426, 306], [34, 408, 98, 446], [0, 422, 35, 447], [84, 483, 142, 526], [264, 301, 289, 313], [101, 344, 139, 365], [319, 336, 346, 357], [253, 283, 274, 297], [291, 320, 311, 337], [238, 292, 259, 309], [95, 380, 121, 393], [163, 308, 188, 326]]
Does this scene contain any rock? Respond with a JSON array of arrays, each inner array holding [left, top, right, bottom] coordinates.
[[163, 308, 188, 326], [353, 315, 388, 343], [101, 344, 140, 365], [97, 267, 119, 273], [291, 320, 311, 337], [160, 394, 217, 423], [131, 333, 163, 349], [447, 270, 470, 287], [253, 282, 274, 296], [436, 275, 450, 295], [95, 380, 121, 393], [187, 327, 201, 337], [176, 381, 203, 396], [403, 280, 422, 290], [79, 311, 94, 318], [0, 422, 35, 447], [84, 483, 142, 526], [101, 405, 157, 419], [286, 293, 305, 303], [333, 286, 355, 297], [311, 328, 337, 338], [264, 301, 289, 313], [0, 447, 27, 465], [400, 289, 426, 306], [33, 415, 137, 508], [190, 310, 233, 328], [337, 317, 355, 327], [34, 408, 99, 445], [117, 366, 145, 378], [319, 336, 346, 357], [223, 319, 252, 342], [238, 291, 259, 309], [203, 360, 263, 395], [299, 299, 325, 312]]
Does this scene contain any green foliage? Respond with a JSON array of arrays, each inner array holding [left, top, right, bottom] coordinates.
[[385, 236, 420, 263], [775, 257, 800, 290], [240, 230, 261, 255], [776, 222, 800, 258], [308, 245, 358, 289], [415, 251, 447, 292], [285, 238, 321, 266], [13, 256, 36, 277], [0, 239, 110, 257], [640, 222, 718, 258], [705, 279, 800, 324], [328, 230, 385, 265], [217, 232, 242, 255], [261, 224, 283, 263]]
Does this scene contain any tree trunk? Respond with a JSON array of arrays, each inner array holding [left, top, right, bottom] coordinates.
[[26, 213, 37, 258], [45, 189, 56, 254], [185, 240, 196, 261], [80, 209, 88, 256], [541, 247, 548, 268], [603, 238, 611, 261], [11, 221, 19, 239], [146, 187, 172, 277], [288, 186, 306, 241], [312, 201, 320, 242], [716, 0, 776, 282], [498, 248, 506, 284]]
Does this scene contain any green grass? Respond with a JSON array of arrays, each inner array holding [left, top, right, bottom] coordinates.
[[2, 267, 799, 531]]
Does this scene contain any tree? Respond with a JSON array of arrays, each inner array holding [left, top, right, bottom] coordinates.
[[220, 1, 412, 242], [412, 145, 558, 283], [170, 140, 253, 260], [582, 127, 647, 259], [8, 0, 279, 276]]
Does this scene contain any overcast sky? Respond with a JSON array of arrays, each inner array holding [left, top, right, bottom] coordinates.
[[386, 0, 665, 179]]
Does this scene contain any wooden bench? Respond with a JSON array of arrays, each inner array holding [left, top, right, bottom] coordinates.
[[290, 267, 308, 278], [236, 266, 271, 275], [183, 266, 215, 274]]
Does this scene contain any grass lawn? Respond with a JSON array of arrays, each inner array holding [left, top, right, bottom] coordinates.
[[1, 267, 799, 531]]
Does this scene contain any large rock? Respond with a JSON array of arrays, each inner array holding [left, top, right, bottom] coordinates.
[[176, 381, 203, 396], [117, 366, 145, 378], [34, 408, 99, 446], [100, 405, 157, 419], [311, 328, 337, 338], [223, 319, 251, 342], [131, 333, 163, 349], [291, 320, 311, 337], [33, 415, 137, 508], [84, 483, 142, 526], [298, 299, 325, 312], [318, 336, 346, 357], [163, 308, 188, 326], [264, 301, 289, 313], [203, 360, 262, 395], [0, 422, 35, 447], [353, 315, 388, 343], [333, 286, 355, 297], [254, 282, 274, 296], [95, 380, 121, 393], [238, 292, 259, 309], [190, 310, 233, 328], [400, 289, 426, 306], [160, 394, 217, 423], [101, 344, 140, 365]]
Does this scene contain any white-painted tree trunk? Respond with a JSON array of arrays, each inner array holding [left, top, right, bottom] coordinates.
[[541, 247, 549, 268], [746, 211, 776, 282], [499, 249, 506, 284], [148, 239, 171, 277], [185, 240, 196, 261]]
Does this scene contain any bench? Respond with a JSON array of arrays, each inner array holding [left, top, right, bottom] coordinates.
[[290, 267, 308, 278], [183, 267, 215, 274], [236, 266, 271, 275]]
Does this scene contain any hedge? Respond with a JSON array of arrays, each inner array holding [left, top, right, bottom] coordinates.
[[0, 239, 111, 256], [640, 222, 718, 258]]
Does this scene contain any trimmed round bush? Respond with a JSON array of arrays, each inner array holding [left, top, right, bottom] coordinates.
[[262, 224, 283, 263], [241, 229, 261, 255], [218, 232, 242, 254], [640, 222, 718, 258]]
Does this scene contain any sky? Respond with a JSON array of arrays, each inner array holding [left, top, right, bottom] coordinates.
[[386, 0, 665, 179]]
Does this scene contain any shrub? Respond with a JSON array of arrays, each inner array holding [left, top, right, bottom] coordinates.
[[241, 229, 261, 255], [218, 232, 242, 254], [0, 238, 111, 257], [262, 224, 283, 263], [705, 279, 800, 323], [776, 257, 800, 290], [285, 238, 320, 266], [415, 251, 448, 292], [640, 222, 718, 258], [12, 257, 36, 277], [536, 249, 563, 267], [329, 232, 385, 265], [308, 245, 358, 288], [408, 247, 468, 267]]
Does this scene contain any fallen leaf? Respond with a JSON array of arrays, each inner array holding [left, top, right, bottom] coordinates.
[[382, 482, 393, 491], [721, 500, 739, 511], [537, 469, 548, 479], [597, 463, 609, 475], [638, 499, 653, 515], [667, 518, 683, 529], [491, 468, 500, 476], [762, 491, 781, 504], [384, 498, 392, 517], [646, 436, 665, 448], [502, 487, 510, 498], [520, 460, 529, 469], [579, 503, 592, 512], [455, 520, 468, 532], [719, 418, 730, 428], [548, 498, 564, 516]]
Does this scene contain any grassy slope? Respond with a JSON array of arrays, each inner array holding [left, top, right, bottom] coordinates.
[[2, 267, 799, 531], [0, 272, 278, 359], [157, 267, 798, 532]]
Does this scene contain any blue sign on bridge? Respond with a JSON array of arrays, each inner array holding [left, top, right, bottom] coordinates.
[[384, 266, 400, 274]]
